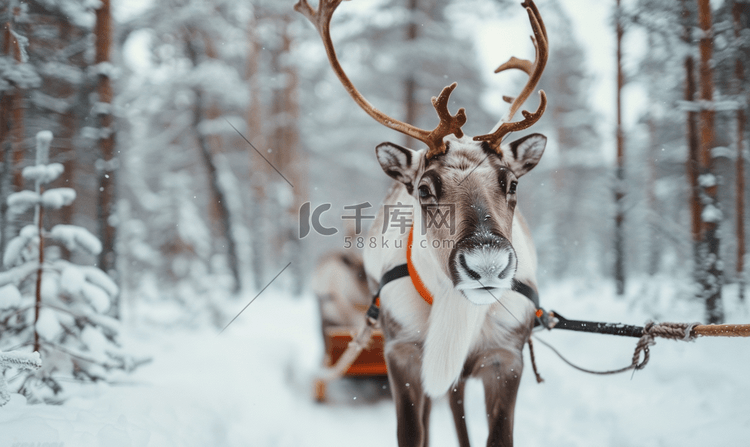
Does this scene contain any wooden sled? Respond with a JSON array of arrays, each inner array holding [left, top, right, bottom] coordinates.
[[314, 326, 388, 402], [312, 251, 388, 402]]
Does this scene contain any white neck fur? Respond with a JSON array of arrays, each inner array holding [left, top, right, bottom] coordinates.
[[411, 209, 489, 397]]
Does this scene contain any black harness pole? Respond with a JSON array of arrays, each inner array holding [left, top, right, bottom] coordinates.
[[549, 311, 645, 338]]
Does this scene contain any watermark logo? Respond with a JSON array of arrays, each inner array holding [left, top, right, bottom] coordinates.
[[383, 202, 413, 234], [342, 202, 376, 234], [343, 236, 456, 250], [299, 201, 456, 245], [298, 202, 337, 238], [422, 203, 455, 234]]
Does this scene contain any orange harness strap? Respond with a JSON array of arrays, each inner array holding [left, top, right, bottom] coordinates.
[[407, 226, 434, 305]]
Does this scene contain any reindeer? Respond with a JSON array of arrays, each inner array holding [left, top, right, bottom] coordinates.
[[296, 1, 548, 445], [312, 251, 370, 336]]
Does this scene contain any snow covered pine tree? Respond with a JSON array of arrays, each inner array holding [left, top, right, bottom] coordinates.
[[0, 131, 140, 403]]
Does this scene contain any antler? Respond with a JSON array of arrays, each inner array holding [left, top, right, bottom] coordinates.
[[474, 0, 548, 153], [295, 0, 466, 159]]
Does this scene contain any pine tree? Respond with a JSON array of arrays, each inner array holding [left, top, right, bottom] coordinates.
[[0, 131, 138, 403]]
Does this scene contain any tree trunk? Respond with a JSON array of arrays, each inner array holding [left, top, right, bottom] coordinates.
[[0, 82, 11, 260], [7, 17, 24, 192], [647, 116, 659, 275], [697, 0, 723, 323], [10, 80, 23, 191], [733, 1, 746, 301], [264, 13, 304, 294], [403, 0, 419, 148], [0, 106, 11, 259], [58, 21, 77, 230], [32, 133, 51, 354], [186, 37, 242, 294], [193, 101, 241, 294], [94, 0, 118, 302], [277, 14, 304, 295], [681, 0, 702, 278], [686, 62, 702, 274], [33, 181, 44, 354], [0, 17, 24, 261], [246, 17, 267, 291], [614, 0, 626, 295]]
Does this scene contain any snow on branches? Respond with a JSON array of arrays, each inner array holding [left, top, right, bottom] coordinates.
[[50, 225, 102, 255], [0, 351, 41, 406], [0, 131, 141, 404], [22, 161, 64, 183], [6, 187, 76, 213], [0, 56, 40, 91], [3, 225, 37, 268]]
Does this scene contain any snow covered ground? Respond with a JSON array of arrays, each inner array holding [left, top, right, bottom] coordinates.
[[2, 278, 749, 446]]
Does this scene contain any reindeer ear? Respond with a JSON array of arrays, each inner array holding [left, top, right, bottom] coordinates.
[[504, 133, 546, 177], [375, 142, 421, 193]]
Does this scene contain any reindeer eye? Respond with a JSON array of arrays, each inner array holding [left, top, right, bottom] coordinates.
[[509, 181, 518, 194], [418, 185, 431, 199]]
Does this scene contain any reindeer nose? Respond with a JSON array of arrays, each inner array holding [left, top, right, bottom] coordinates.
[[454, 235, 517, 284]]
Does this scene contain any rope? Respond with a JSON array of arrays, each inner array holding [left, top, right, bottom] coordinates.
[[631, 321, 700, 369], [693, 323, 750, 337], [527, 338, 544, 383], [534, 321, 703, 376], [532, 336, 636, 375]]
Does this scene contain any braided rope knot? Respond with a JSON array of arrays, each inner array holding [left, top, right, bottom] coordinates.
[[632, 321, 700, 370]]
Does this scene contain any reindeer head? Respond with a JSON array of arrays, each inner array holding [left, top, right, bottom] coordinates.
[[297, 0, 548, 303], [376, 132, 545, 304]]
